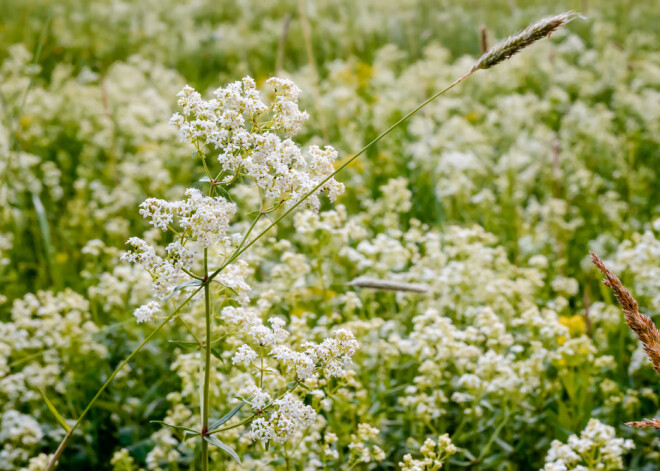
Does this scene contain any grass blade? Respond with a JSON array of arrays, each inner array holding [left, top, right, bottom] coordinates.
[[204, 435, 241, 464], [150, 420, 200, 435], [32, 192, 58, 286], [36, 386, 70, 433], [209, 401, 245, 431]]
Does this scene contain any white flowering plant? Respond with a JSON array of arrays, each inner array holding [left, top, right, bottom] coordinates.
[[113, 76, 357, 468]]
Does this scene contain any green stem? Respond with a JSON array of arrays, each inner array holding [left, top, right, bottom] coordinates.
[[45, 289, 201, 471], [176, 312, 201, 345], [201, 154, 214, 185], [260, 346, 264, 388], [235, 211, 262, 255], [182, 268, 204, 281], [201, 248, 211, 470]]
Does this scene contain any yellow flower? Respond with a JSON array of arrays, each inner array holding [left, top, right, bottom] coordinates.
[[559, 315, 587, 338]]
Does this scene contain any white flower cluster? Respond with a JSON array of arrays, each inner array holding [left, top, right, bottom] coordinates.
[[347, 423, 385, 465], [542, 419, 634, 471], [221, 305, 262, 328], [139, 188, 237, 248], [272, 328, 359, 380], [399, 434, 457, 471], [608, 230, 660, 311], [121, 237, 189, 299], [249, 317, 290, 346], [223, 317, 361, 447], [0, 290, 107, 405], [215, 260, 252, 306], [170, 77, 344, 210], [123, 238, 250, 321], [231, 344, 258, 366], [248, 392, 317, 443], [234, 318, 359, 381], [0, 410, 43, 469], [133, 301, 161, 324]]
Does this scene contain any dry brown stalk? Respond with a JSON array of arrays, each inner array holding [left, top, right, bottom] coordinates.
[[480, 25, 489, 54], [590, 252, 660, 375]]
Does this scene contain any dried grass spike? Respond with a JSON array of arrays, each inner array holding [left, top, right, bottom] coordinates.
[[346, 277, 429, 294], [590, 252, 660, 376], [626, 419, 660, 430], [470, 12, 577, 73]]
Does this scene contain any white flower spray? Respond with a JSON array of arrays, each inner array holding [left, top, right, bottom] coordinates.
[[118, 76, 355, 467]]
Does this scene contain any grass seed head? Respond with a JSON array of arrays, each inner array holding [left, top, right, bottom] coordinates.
[[591, 252, 660, 376], [470, 12, 577, 73], [626, 418, 660, 430]]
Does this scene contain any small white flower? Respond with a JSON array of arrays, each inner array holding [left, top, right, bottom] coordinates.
[[232, 344, 258, 367], [246, 385, 272, 410], [249, 317, 290, 346], [132, 301, 160, 323]]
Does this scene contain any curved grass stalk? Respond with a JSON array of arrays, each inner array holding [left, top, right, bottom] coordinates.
[[206, 72, 472, 281], [45, 73, 466, 470], [46, 13, 574, 465], [48, 73, 468, 470]]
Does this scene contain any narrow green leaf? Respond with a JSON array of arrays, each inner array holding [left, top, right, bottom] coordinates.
[[286, 381, 297, 390], [210, 348, 225, 364], [493, 436, 514, 453], [150, 420, 200, 435], [459, 447, 476, 461], [32, 193, 58, 287], [367, 400, 381, 416], [163, 279, 203, 302], [36, 386, 70, 433], [204, 435, 241, 464], [214, 184, 233, 202], [209, 401, 245, 431]]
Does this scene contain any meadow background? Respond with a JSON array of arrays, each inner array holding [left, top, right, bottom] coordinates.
[[2, 0, 660, 469]]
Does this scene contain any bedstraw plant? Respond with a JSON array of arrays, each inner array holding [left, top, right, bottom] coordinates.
[[40, 12, 577, 469]]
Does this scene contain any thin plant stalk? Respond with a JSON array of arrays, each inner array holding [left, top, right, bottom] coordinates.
[[275, 13, 292, 75], [591, 252, 660, 429], [201, 248, 212, 470]]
